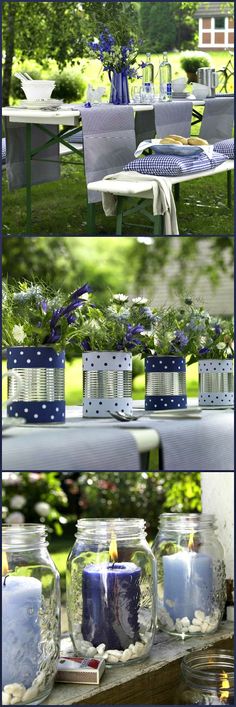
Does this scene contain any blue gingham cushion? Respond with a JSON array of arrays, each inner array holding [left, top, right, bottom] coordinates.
[[123, 151, 227, 177], [2, 137, 6, 165], [213, 139, 234, 159], [64, 129, 83, 144]]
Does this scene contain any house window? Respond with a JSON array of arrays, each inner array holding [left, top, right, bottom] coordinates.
[[214, 17, 225, 29]]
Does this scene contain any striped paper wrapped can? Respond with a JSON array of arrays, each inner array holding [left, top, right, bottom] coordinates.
[[83, 351, 132, 418], [145, 355, 187, 411], [7, 346, 65, 423]]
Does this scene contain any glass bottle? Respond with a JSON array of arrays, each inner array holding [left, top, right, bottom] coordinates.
[[67, 518, 156, 666], [152, 513, 226, 638], [2, 524, 60, 705], [176, 649, 234, 704], [159, 51, 172, 101], [143, 52, 154, 86]]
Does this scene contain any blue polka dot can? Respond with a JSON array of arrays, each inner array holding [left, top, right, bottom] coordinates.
[[7, 346, 65, 423], [145, 355, 187, 411]]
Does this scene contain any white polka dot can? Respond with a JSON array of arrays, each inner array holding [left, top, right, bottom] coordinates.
[[7, 346, 65, 423], [82, 351, 133, 418], [145, 355, 187, 411], [198, 358, 234, 407]]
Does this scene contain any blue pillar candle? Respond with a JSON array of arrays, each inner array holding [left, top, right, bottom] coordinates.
[[163, 550, 213, 622], [2, 575, 42, 688], [82, 562, 141, 650]]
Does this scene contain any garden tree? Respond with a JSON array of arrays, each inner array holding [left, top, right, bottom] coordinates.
[[139, 2, 200, 52], [2, 1, 140, 105], [220, 2, 234, 16], [2, 472, 201, 539], [2, 236, 233, 311]]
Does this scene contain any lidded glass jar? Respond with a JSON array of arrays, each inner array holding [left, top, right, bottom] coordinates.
[[66, 518, 156, 666], [152, 514, 226, 638], [2, 524, 61, 705], [176, 650, 234, 704]]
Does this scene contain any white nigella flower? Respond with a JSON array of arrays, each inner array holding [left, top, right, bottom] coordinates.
[[216, 342, 226, 350], [132, 297, 148, 305], [10, 495, 26, 510], [34, 502, 51, 517], [113, 294, 128, 303], [12, 324, 26, 344], [6, 512, 25, 525]]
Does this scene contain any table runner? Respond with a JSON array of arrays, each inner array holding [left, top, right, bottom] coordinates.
[[2, 402, 233, 471], [5, 119, 60, 190], [154, 101, 193, 138], [80, 104, 136, 203], [200, 97, 234, 143], [2, 426, 141, 471]]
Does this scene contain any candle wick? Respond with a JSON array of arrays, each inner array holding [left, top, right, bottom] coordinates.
[[3, 574, 10, 586]]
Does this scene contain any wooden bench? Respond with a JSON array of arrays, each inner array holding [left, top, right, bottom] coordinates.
[[87, 160, 234, 235], [43, 621, 234, 705]]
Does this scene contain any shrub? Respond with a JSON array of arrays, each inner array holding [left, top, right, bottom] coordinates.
[[2, 472, 69, 536], [51, 70, 85, 102], [180, 51, 211, 75]]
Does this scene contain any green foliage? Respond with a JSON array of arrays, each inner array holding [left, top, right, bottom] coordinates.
[[2, 472, 69, 536], [142, 299, 203, 358], [76, 472, 202, 537], [74, 293, 154, 354], [180, 50, 211, 74], [139, 2, 199, 52], [188, 316, 234, 364], [51, 70, 86, 102], [2, 280, 92, 351]]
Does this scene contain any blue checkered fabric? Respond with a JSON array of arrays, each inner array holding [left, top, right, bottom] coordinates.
[[64, 129, 83, 144], [123, 151, 228, 177], [213, 139, 234, 159], [2, 137, 6, 165]]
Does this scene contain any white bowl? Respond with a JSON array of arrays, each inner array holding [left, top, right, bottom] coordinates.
[[21, 80, 55, 100], [172, 77, 187, 91], [191, 83, 210, 99]]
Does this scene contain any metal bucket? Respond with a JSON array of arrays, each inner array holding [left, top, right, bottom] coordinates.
[[145, 355, 187, 410], [7, 346, 65, 422], [83, 351, 132, 417], [199, 359, 234, 407]]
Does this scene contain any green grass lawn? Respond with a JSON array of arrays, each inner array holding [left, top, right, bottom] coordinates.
[[2, 358, 198, 405], [3, 51, 234, 236]]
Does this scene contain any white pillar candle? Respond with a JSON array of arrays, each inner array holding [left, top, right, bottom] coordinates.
[[2, 575, 42, 689]]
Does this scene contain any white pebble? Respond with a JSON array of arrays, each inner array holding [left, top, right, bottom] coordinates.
[[107, 654, 119, 664], [4, 685, 25, 700], [121, 648, 132, 662], [188, 625, 200, 633], [192, 618, 203, 627], [2, 694, 11, 706], [128, 644, 135, 653], [175, 619, 183, 633], [134, 642, 145, 656], [107, 650, 122, 657], [87, 646, 97, 657], [181, 617, 190, 628], [194, 610, 205, 621], [96, 643, 106, 655], [200, 622, 209, 633], [103, 652, 108, 660], [22, 685, 39, 701], [166, 617, 175, 630]]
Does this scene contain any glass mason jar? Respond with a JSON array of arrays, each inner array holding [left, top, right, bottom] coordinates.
[[2, 524, 61, 705], [152, 514, 226, 638], [176, 650, 234, 704], [67, 518, 156, 666]]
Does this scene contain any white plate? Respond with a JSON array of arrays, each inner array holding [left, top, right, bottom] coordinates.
[[20, 99, 63, 109]]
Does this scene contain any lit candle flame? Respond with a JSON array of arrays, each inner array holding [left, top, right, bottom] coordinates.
[[219, 671, 230, 701], [109, 531, 118, 563], [2, 551, 9, 575], [188, 530, 195, 551]]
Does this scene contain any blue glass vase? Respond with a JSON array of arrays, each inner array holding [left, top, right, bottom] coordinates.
[[109, 69, 130, 105]]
